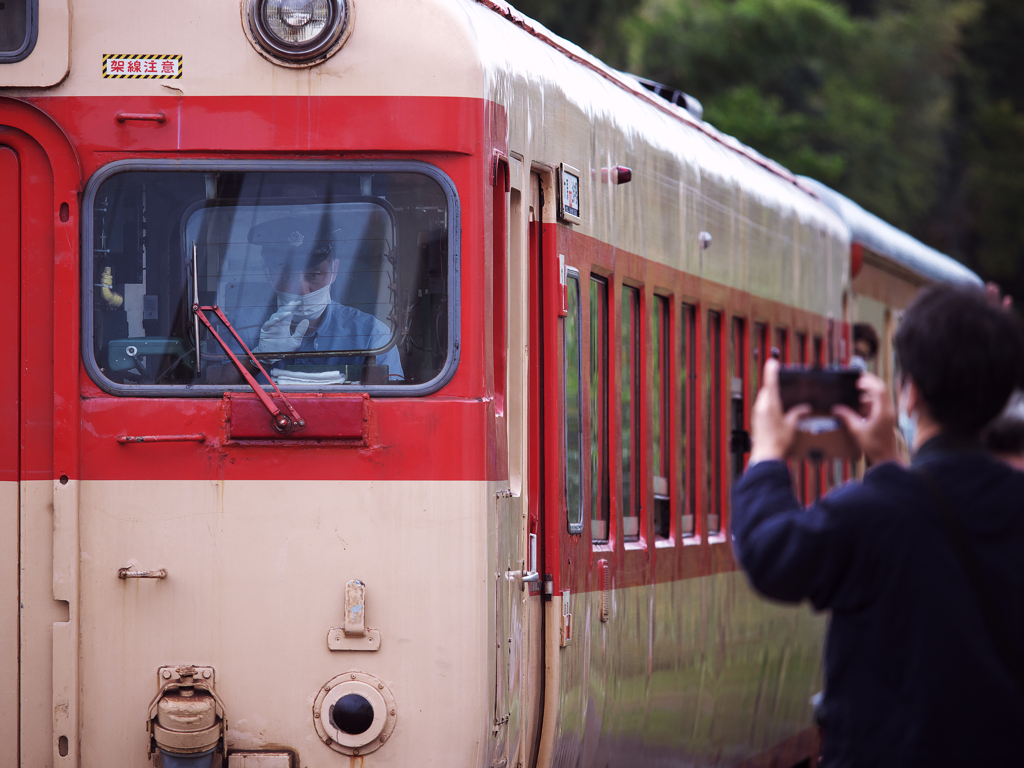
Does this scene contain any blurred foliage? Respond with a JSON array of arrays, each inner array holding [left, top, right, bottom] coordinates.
[[623, 0, 974, 233], [955, 0, 1024, 287], [509, 0, 1024, 298], [509, 0, 645, 64]]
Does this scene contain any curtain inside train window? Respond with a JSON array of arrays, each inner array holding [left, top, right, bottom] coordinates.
[[590, 276, 610, 544], [652, 296, 671, 540], [621, 285, 641, 541], [565, 270, 584, 534], [86, 164, 456, 394]]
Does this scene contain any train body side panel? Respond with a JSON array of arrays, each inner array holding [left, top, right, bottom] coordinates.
[[552, 577, 825, 765]]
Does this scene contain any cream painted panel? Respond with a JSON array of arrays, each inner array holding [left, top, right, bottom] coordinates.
[[20, 480, 67, 768], [78, 479, 490, 768], [0, 482, 16, 768], [556, 571, 826, 766], [12, 0, 483, 98], [0, 0, 70, 88]]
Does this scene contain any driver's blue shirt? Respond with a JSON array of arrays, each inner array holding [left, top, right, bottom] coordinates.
[[228, 301, 403, 379]]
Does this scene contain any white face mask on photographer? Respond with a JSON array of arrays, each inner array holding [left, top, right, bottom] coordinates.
[[275, 283, 332, 322], [897, 382, 918, 451]]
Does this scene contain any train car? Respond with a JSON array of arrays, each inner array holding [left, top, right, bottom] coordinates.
[[0, 1, 978, 767], [798, 177, 982, 388]]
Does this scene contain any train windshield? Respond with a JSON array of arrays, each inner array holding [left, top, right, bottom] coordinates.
[[87, 166, 455, 393]]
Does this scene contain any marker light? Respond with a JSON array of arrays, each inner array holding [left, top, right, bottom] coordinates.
[[244, 0, 353, 67]]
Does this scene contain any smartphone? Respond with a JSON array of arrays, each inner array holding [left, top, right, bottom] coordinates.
[[779, 367, 860, 414], [778, 366, 862, 459]]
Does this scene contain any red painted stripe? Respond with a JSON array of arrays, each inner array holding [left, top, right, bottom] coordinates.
[[79, 392, 492, 481], [22, 95, 487, 158]]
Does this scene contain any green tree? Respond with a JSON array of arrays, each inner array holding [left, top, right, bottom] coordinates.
[[514, 0, 1024, 295], [625, 0, 971, 232], [950, 0, 1024, 289], [509, 0, 641, 65]]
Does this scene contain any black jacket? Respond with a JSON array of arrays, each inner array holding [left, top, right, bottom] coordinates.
[[732, 437, 1024, 767]]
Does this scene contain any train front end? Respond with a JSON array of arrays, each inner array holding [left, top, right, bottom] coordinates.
[[0, 1, 509, 766]]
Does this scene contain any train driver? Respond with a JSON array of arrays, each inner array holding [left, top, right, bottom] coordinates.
[[229, 216, 403, 382]]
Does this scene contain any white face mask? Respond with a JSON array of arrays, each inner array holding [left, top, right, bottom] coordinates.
[[898, 384, 918, 451], [276, 283, 332, 322]]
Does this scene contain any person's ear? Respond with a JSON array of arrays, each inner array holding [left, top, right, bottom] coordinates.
[[905, 377, 923, 417], [328, 257, 340, 285]]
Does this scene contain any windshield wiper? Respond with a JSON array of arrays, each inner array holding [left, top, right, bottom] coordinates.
[[192, 303, 305, 434]]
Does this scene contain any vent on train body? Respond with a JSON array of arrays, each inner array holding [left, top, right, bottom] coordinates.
[[629, 75, 705, 121], [243, 0, 354, 68]]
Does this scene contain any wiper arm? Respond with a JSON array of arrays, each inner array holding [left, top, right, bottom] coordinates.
[[193, 304, 305, 434]]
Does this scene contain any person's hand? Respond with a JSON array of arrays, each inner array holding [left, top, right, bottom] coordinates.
[[750, 358, 812, 463], [254, 302, 309, 358], [986, 281, 1013, 310], [832, 372, 899, 465]]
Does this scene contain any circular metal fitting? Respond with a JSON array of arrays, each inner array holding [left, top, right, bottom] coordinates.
[[313, 671, 396, 755], [241, 0, 354, 69]]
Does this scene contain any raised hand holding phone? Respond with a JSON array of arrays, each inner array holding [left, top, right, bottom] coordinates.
[[749, 359, 812, 462], [751, 359, 865, 461], [832, 373, 900, 465]]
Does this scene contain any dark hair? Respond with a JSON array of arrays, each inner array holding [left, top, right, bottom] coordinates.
[[894, 284, 1024, 436], [852, 322, 879, 358], [984, 413, 1024, 456]]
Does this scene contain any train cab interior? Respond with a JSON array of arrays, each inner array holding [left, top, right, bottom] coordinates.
[[87, 167, 453, 392]]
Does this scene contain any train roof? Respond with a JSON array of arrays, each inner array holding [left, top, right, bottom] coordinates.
[[798, 176, 982, 287], [476, 0, 817, 191], [478, 1, 983, 290]]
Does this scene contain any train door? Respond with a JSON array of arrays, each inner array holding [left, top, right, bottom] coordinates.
[[525, 169, 550, 768], [0, 100, 81, 768], [527, 167, 583, 768], [493, 153, 534, 768]]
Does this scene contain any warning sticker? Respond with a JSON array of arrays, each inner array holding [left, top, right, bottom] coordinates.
[[102, 54, 182, 79]]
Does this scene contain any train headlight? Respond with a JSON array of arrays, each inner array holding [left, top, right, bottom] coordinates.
[[243, 0, 354, 67]]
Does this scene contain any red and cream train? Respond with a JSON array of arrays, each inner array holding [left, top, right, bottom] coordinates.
[[0, 1, 980, 767]]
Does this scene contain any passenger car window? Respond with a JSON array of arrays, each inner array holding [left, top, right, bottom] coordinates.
[[85, 163, 457, 394], [652, 296, 671, 540], [590, 276, 610, 543], [0, 0, 37, 63], [565, 270, 584, 534], [706, 310, 722, 534], [680, 303, 696, 537], [621, 285, 641, 541]]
